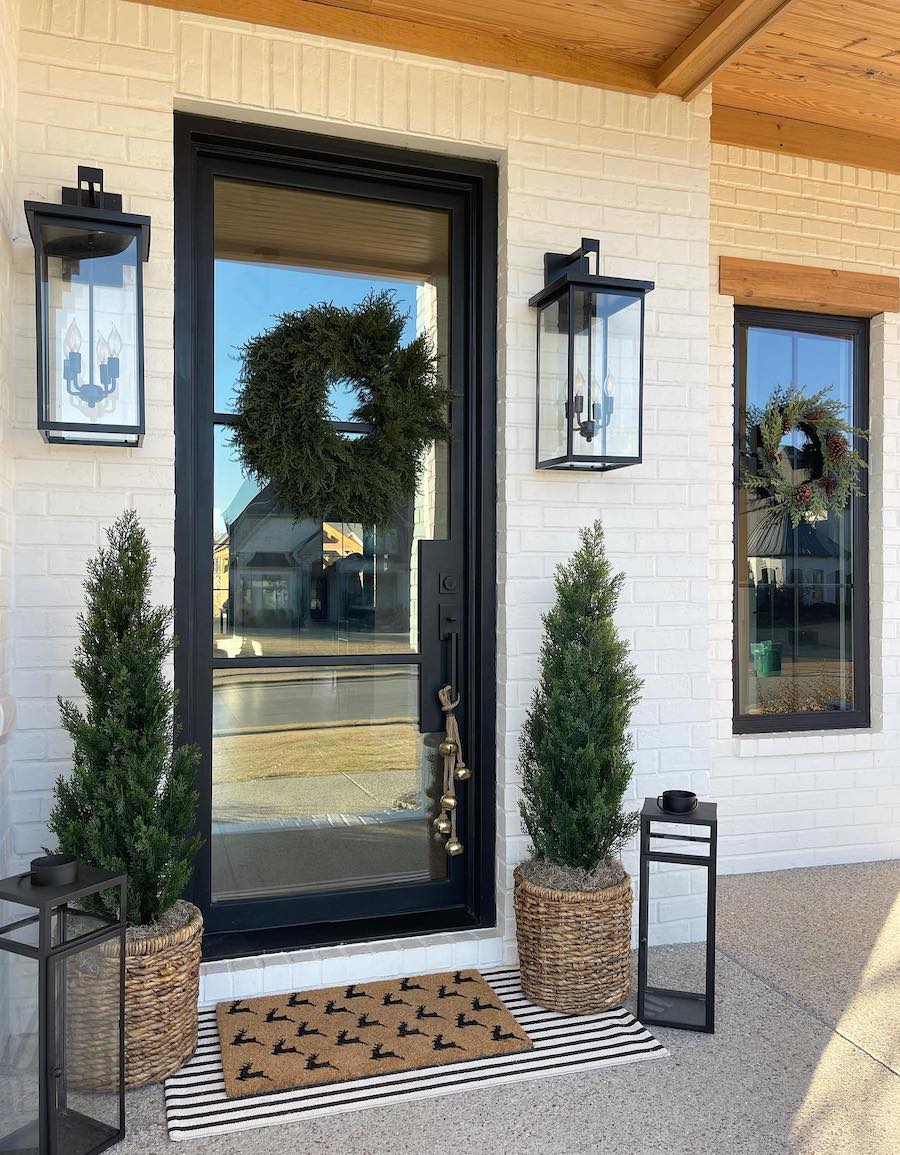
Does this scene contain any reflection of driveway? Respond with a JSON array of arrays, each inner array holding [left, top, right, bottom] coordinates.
[[213, 767, 420, 827], [212, 666, 430, 826]]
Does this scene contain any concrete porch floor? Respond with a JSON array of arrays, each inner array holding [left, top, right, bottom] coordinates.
[[119, 860, 900, 1154]]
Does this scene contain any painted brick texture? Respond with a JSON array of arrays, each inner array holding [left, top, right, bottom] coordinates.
[[0, 0, 18, 876], [3, 2, 713, 995], [710, 144, 900, 873]]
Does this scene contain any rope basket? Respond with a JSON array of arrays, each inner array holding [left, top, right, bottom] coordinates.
[[68, 902, 203, 1091], [124, 902, 203, 1088], [514, 867, 633, 1014]]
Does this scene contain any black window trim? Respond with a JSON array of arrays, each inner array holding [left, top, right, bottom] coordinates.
[[732, 305, 870, 735]]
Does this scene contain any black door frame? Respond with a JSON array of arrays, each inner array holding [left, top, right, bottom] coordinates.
[[174, 113, 498, 960]]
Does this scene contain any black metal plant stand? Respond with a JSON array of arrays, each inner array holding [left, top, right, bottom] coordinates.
[[637, 796, 717, 1033]]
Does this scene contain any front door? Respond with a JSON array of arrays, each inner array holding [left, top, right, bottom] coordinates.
[[174, 116, 497, 958]]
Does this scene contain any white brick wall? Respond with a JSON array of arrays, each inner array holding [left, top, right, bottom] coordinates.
[[0, 0, 18, 877], [2, 2, 713, 995], [710, 145, 900, 873]]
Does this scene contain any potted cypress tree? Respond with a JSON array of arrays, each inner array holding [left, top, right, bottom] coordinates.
[[514, 520, 641, 1014], [48, 510, 203, 1088]]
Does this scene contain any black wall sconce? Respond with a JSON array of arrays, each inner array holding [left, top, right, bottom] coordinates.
[[25, 166, 151, 446], [529, 238, 653, 470]]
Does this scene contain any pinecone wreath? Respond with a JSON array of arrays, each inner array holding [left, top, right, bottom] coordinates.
[[742, 386, 868, 526]]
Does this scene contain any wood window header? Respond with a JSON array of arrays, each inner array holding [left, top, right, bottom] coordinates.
[[719, 256, 900, 318]]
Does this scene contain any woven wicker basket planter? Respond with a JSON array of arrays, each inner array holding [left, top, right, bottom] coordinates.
[[514, 866, 633, 1014], [68, 901, 203, 1091], [124, 902, 203, 1088]]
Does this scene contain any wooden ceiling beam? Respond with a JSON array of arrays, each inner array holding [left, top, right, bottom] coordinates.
[[134, 0, 659, 94], [656, 0, 799, 100], [711, 105, 900, 176]]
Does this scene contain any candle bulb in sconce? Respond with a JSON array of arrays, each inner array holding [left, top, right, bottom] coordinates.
[[107, 323, 122, 387], [63, 319, 82, 389], [96, 333, 110, 388]]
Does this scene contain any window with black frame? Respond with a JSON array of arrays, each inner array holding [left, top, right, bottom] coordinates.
[[734, 308, 869, 733]]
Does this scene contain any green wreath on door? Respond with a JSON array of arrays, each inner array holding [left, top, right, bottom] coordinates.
[[230, 292, 452, 527]]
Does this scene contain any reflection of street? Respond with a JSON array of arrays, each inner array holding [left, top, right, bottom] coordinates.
[[213, 625, 414, 659], [211, 666, 428, 827]]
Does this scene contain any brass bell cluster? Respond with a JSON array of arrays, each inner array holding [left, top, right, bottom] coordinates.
[[432, 684, 472, 856]]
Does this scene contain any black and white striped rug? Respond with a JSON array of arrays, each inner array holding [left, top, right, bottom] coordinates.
[[164, 967, 668, 1141]]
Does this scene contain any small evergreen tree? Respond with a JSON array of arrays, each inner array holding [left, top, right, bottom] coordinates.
[[519, 520, 641, 874], [48, 510, 202, 926]]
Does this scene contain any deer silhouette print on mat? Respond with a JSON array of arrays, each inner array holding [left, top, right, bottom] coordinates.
[[336, 1029, 364, 1046], [272, 1038, 301, 1056], [357, 1012, 384, 1029], [453, 971, 477, 984], [400, 977, 424, 992], [237, 1061, 272, 1083], [472, 996, 500, 1012], [382, 991, 410, 1007], [305, 1053, 337, 1071], [491, 1025, 520, 1042], [287, 993, 315, 1008], [227, 1000, 256, 1015], [371, 1042, 402, 1061], [397, 1021, 428, 1039], [230, 1027, 262, 1047], [437, 985, 463, 999], [295, 1021, 325, 1039], [324, 1000, 352, 1016], [265, 1007, 293, 1023], [455, 1012, 487, 1030], [344, 984, 372, 999], [432, 1034, 465, 1051], [415, 1005, 444, 1021]]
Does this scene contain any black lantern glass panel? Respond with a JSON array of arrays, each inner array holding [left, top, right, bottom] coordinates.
[[530, 238, 653, 471], [637, 797, 717, 1033], [0, 863, 126, 1155], [25, 167, 150, 447]]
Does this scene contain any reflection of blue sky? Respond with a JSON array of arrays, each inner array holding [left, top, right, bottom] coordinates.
[[214, 262, 418, 537], [746, 327, 852, 413]]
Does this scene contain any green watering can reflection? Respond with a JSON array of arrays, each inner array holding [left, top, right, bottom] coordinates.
[[750, 640, 782, 677]]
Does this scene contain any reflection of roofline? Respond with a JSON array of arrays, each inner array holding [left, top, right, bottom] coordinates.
[[747, 510, 846, 559]]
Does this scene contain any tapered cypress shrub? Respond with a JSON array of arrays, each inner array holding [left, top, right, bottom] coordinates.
[[519, 520, 641, 874], [48, 510, 202, 926]]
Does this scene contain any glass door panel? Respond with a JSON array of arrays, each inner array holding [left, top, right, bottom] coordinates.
[[213, 428, 437, 657], [211, 665, 448, 899]]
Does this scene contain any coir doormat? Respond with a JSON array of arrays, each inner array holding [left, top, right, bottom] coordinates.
[[215, 968, 531, 1097], [166, 968, 668, 1141]]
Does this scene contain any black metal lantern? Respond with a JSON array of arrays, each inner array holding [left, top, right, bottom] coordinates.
[[637, 796, 717, 1033], [0, 859, 126, 1154], [25, 167, 150, 446], [529, 238, 653, 470]]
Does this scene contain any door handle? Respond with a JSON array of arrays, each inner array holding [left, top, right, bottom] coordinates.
[[440, 604, 460, 692]]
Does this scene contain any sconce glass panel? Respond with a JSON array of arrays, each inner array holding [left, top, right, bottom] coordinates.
[[536, 297, 568, 465], [40, 222, 142, 445], [569, 289, 643, 464]]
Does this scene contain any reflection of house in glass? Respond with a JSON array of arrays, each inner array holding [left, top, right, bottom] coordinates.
[[742, 439, 854, 711], [214, 481, 416, 656]]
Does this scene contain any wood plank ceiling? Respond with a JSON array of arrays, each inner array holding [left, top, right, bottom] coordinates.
[[139, 0, 900, 172]]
